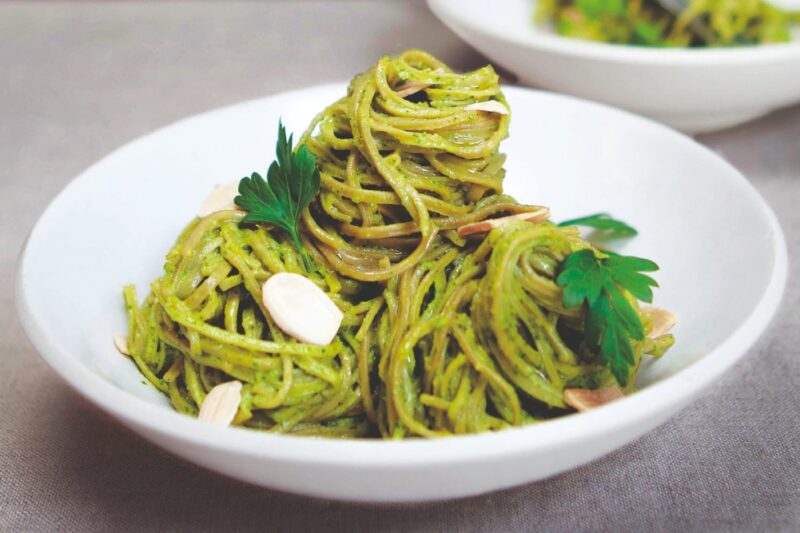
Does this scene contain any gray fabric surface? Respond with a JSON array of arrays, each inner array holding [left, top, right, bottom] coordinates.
[[1, 1, 798, 531]]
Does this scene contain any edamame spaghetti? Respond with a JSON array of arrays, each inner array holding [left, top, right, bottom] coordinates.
[[123, 50, 675, 438], [536, 0, 799, 47]]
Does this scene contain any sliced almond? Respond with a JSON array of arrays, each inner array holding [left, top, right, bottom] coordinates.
[[113, 333, 130, 356], [457, 208, 550, 238], [262, 272, 344, 346], [395, 80, 433, 98], [198, 180, 241, 217], [564, 387, 624, 412], [198, 381, 242, 426], [642, 306, 677, 338], [463, 100, 509, 115]]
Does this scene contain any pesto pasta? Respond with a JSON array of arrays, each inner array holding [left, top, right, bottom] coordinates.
[[123, 50, 675, 439], [536, 0, 799, 47], [299, 49, 523, 282]]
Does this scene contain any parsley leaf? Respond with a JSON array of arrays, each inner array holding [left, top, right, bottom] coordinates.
[[556, 249, 659, 386], [577, 0, 625, 18], [558, 213, 638, 238], [634, 21, 666, 46], [234, 121, 320, 271]]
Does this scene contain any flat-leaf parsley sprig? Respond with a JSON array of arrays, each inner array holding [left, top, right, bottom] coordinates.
[[235, 121, 321, 271], [556, 250, 659, 386], [558, 212, 638, 239]]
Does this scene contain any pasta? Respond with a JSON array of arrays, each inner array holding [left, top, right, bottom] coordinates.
[[536, 0, 799, 47], [299, 49, 532, 282], [123, 50, 674, 438]]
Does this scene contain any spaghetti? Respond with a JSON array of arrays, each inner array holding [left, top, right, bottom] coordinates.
[[536, 0, 799, 47], [123, 50, 674, 438]]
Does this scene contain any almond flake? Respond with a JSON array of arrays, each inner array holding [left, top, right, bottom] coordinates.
[[198, 381, 242, 426], [262, 272, 344, 346], [463, 100, 509, 115], [113, 333, 130, 356], [395, 80, 433, 98], [198, 180, 241, 217], [564, 387, 624, 412], [457, 208, 550, 238], [642, 306, 677, 338]]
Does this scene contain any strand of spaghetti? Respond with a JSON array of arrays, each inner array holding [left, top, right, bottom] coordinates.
[[390, 315, 450, 438], [251, 354, 294, 409]]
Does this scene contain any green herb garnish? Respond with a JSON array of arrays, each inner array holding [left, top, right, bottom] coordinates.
[[558, 213, 638, 238], [576, 0, 625, 18], [234, 121, 320, 271], [556, 249, 659, 385]]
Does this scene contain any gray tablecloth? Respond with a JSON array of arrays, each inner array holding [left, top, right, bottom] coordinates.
[[2, 2, 798, 531]]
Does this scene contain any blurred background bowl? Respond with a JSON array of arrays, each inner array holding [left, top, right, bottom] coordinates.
[[428, 0, 800, 133]]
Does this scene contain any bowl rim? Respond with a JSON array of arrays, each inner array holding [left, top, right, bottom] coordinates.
[[427, 0, 800, 65], [14, 84, 789, 468]]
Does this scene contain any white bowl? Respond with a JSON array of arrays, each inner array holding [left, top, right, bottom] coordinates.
[[16, 84, 787, 502], [428, 0, 800, 133]]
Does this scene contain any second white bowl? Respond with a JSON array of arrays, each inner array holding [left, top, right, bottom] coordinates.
[[428, 0, 800, 133]]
